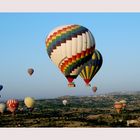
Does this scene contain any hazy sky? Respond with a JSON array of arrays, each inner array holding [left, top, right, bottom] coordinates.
[[0, 13, 140, 100]]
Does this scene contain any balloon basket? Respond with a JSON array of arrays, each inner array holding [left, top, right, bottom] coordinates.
[[68, 83, 75, 87]]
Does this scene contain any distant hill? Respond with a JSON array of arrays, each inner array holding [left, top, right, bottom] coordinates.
[[102, 91, 140, 96]]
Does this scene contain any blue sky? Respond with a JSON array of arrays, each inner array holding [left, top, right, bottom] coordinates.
[[0, 13, 140, 100]]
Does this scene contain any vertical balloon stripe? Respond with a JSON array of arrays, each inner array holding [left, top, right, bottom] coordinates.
[[50, 46, 61, 66], [61, 43, 66, 59], [97, 51, 101, 60], [88, 30, 95, 47], [82, 33, 87, 51], [85, 31, 90, 49], [80, 69, 86, 79], [89, 65, 95, 79], [84, 67, 87, 79], [90, 61, 99, 79], [56, 46, 62, 66], [77, 35, 82, 53], [92, 53, 96, 59], [66, 40, 72, 58], [85, 66, 89, 79], [72, 38, 77, 56], [91, 66, 99, 78]]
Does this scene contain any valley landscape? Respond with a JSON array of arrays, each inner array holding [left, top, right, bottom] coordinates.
[[1, 92, 140, 127]]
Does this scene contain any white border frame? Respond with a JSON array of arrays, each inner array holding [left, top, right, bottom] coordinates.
[[0, 0, 140, 12], [0, 0, 140, 140]]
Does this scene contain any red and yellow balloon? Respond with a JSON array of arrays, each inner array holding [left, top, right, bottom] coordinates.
[[6, 99, 19, 113]]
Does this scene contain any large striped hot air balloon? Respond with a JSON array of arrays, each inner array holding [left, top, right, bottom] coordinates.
[[6, 99, 19, 114], [46, 24, 95, 87], [80, 49, 103, 86]]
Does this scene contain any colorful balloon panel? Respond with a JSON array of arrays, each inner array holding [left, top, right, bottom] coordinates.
[[80, 49, 103, 85], [46, 25, 95, 85], [6, 99, 19, 113]]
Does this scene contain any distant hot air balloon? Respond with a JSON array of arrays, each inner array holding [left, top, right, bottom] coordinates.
[[24, 97, 35, 112], [45, 24, 95, 87], [120, 100, 127, 108], [0, 103, 6, 114], [62, 100, 68, 106], [28, 68, 34, 76], [0, 85, 3, 98], [80, 49, 103, 86], [0, 85, 3, 91], [114, 101, 123, 114], [6, 99, 19, 114], [92, 86, 97, 93]]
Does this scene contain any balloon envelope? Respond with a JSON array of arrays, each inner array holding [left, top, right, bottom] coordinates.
[[28, 68, 34, 76], [0, 85, 3, 91], [80, 49, 103, 86], [6, 99, 19, 113], [62, 100, 68, 106], [0, 103, 6, 113], [92, 86, 97, 93], [114, 101, 123, 113], [46, 24, 95, 86], [24, 97, 35, 108]]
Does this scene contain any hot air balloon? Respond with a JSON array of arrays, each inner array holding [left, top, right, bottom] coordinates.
[[120, 100, 126, 108], [0, 85, 3, 91], [24, 97, 35, 112], [80, 49, 103, 86], [92, 86, 97, 93], [62, 100, 68, 106], [0, 85, 3, 98], [114, 101, 123, 114], [0, 103, 6, 114], [6, 99, 19, 114], [28, 68, 34, 76], [45, 24, 95, 87]]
